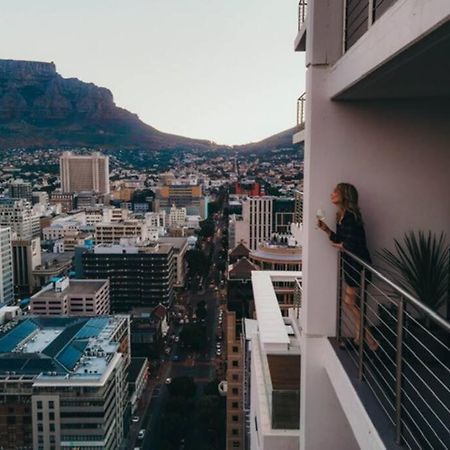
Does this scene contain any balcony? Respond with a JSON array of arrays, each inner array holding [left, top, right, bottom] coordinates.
[[295, 0, 307, 52], [345, 0, 399, 51], [334, 249, 450, 448], [293, 93, 306, 145]]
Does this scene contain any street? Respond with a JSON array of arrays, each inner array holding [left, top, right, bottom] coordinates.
[[127, 213, 227, 450]]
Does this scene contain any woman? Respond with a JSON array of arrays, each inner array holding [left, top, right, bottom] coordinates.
[[318, 183, 378, 351]]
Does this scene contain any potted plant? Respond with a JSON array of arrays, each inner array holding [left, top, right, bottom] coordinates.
[[377, 231, 449, 364]]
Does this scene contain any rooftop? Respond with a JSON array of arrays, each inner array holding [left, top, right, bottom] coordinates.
[[251, 271, 301, 349], [32, 279, 108, 302], [0, 315, 126, 381]]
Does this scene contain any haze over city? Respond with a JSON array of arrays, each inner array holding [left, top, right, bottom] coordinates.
[[1, 0, 305, 145]]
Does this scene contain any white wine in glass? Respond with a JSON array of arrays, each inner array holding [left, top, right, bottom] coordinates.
[[316, 209, 326, 229]]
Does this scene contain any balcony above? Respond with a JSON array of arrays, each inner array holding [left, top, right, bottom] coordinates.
[[293, 93, 305, 145], [329, 1, 450, 99], [294, 1, 307, 52]]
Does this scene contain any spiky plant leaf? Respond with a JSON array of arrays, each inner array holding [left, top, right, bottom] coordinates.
[[377, 231, 448, 313]]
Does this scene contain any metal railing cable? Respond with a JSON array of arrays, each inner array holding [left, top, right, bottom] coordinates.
[[336, 248, 450, 449]]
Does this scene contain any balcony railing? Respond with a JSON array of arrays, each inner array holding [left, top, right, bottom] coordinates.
[[298, 0, 308, 31], [296, 93, 306, 129], [336, 249, 450, 448], [345, 0, 399, 50]]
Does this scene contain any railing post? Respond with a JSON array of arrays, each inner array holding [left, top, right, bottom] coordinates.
[[368, 0, 375, 26], [395, 296, 405, 445], [336, 252, 343, 342], [358, 267, 366, 381]]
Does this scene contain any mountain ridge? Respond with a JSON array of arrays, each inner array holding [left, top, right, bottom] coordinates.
[[0, 59, 297, 152]]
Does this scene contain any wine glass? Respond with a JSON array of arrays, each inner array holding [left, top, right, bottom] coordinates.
[[315, 209, 326, 229]]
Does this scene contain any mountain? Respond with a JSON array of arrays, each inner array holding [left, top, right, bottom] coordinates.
[[0, 59, 216, 150], [234, 126, 300, 152], [0, 59, 298, 153]]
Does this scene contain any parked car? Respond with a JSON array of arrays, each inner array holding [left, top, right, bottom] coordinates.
[[165, 377, 172, 384], [131, 415, 139, 423], [138, 429, 145, 439]]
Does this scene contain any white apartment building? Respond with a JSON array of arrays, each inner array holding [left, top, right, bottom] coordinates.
[[168, 204, 187, 227], [103, 206, 130, 223], [60, 151, 110, 194], [0, 227, 14, 306], [30, 277, 110, 316], [291, 1, 450, 449], [43, 215, 86, 241], [247, 271, 301, 450], [0, 198, 40, 240]]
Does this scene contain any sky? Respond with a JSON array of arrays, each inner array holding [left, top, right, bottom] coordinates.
[[1, 0, 305, 145]]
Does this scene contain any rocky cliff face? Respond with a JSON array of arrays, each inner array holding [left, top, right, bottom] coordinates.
[[0, 59, 214, 150]]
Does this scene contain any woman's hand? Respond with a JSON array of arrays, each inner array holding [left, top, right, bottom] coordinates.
[[317, 220, 330, 233]]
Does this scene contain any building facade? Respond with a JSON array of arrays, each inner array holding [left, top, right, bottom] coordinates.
[[0, 228, 14, 305], [30, 277, 110, 316], [79, 241, 175, 312], [60, 152, 110, 195], [0, 315, 130, 450]]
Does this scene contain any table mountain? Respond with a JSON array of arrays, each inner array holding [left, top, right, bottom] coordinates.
[[0, 59, 216, 150]]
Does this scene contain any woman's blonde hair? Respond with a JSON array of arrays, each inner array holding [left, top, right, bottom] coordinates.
[[335, 183, 362, 221]]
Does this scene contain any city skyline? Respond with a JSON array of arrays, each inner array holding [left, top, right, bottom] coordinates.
[[1, 0, 305, 145]]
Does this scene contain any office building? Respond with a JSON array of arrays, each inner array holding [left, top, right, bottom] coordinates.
[[49, 192, 75, 213], [168, 205, 187, 227], [78, 240, 175, 312], [0, 228, 14, 305], [291, 2, 450, 449], [0, 315, 130, 450], [60, 152, 110, 194], [12, 238, 42, 296], [155, 183, 206, 218], [8, 179, 32, 202], [159, 237, 188, 288], [94, 220, 149, 245], [242, 197, 273, 251], [225, 311, 245, 450], [30, 277, 110, 316]]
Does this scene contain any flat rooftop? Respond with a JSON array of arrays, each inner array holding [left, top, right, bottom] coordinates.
[[32, 279, 108, 301], [0, 316, 126, 381], [252, 271, 302, 349]]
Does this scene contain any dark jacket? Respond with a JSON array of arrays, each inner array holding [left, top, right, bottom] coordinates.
[[329, 210, 371, 262]]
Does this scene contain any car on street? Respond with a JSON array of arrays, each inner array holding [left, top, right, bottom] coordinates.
[[131, 415, 139, 423], [174, 336, 180, 342], [165, 377, 172, 384], [138, 429, 145, 439]]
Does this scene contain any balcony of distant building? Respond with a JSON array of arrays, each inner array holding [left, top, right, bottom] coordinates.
[[294, 0, 307, 52], [293, 93, 305, 145]]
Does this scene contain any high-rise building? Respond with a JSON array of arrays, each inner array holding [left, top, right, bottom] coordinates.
[[242, 197, 273, 251], [8, 179, 32, 202], [245, 271, 301, 450], [12, 237, 42, 296], [77, 241, 175, 312], [30, 277, 110, 316], [0, 228, 14, 306], [0, 198, 39, 240], [0, 315, 130, 450], [290, 2, 450, 449], [60, 152, 110, 194]]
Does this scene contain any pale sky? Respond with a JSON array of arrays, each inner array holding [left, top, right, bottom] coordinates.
[[1, 0, 305, 145]]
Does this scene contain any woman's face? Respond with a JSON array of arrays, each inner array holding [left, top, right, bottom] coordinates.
[[331, 188, 342, 205]]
